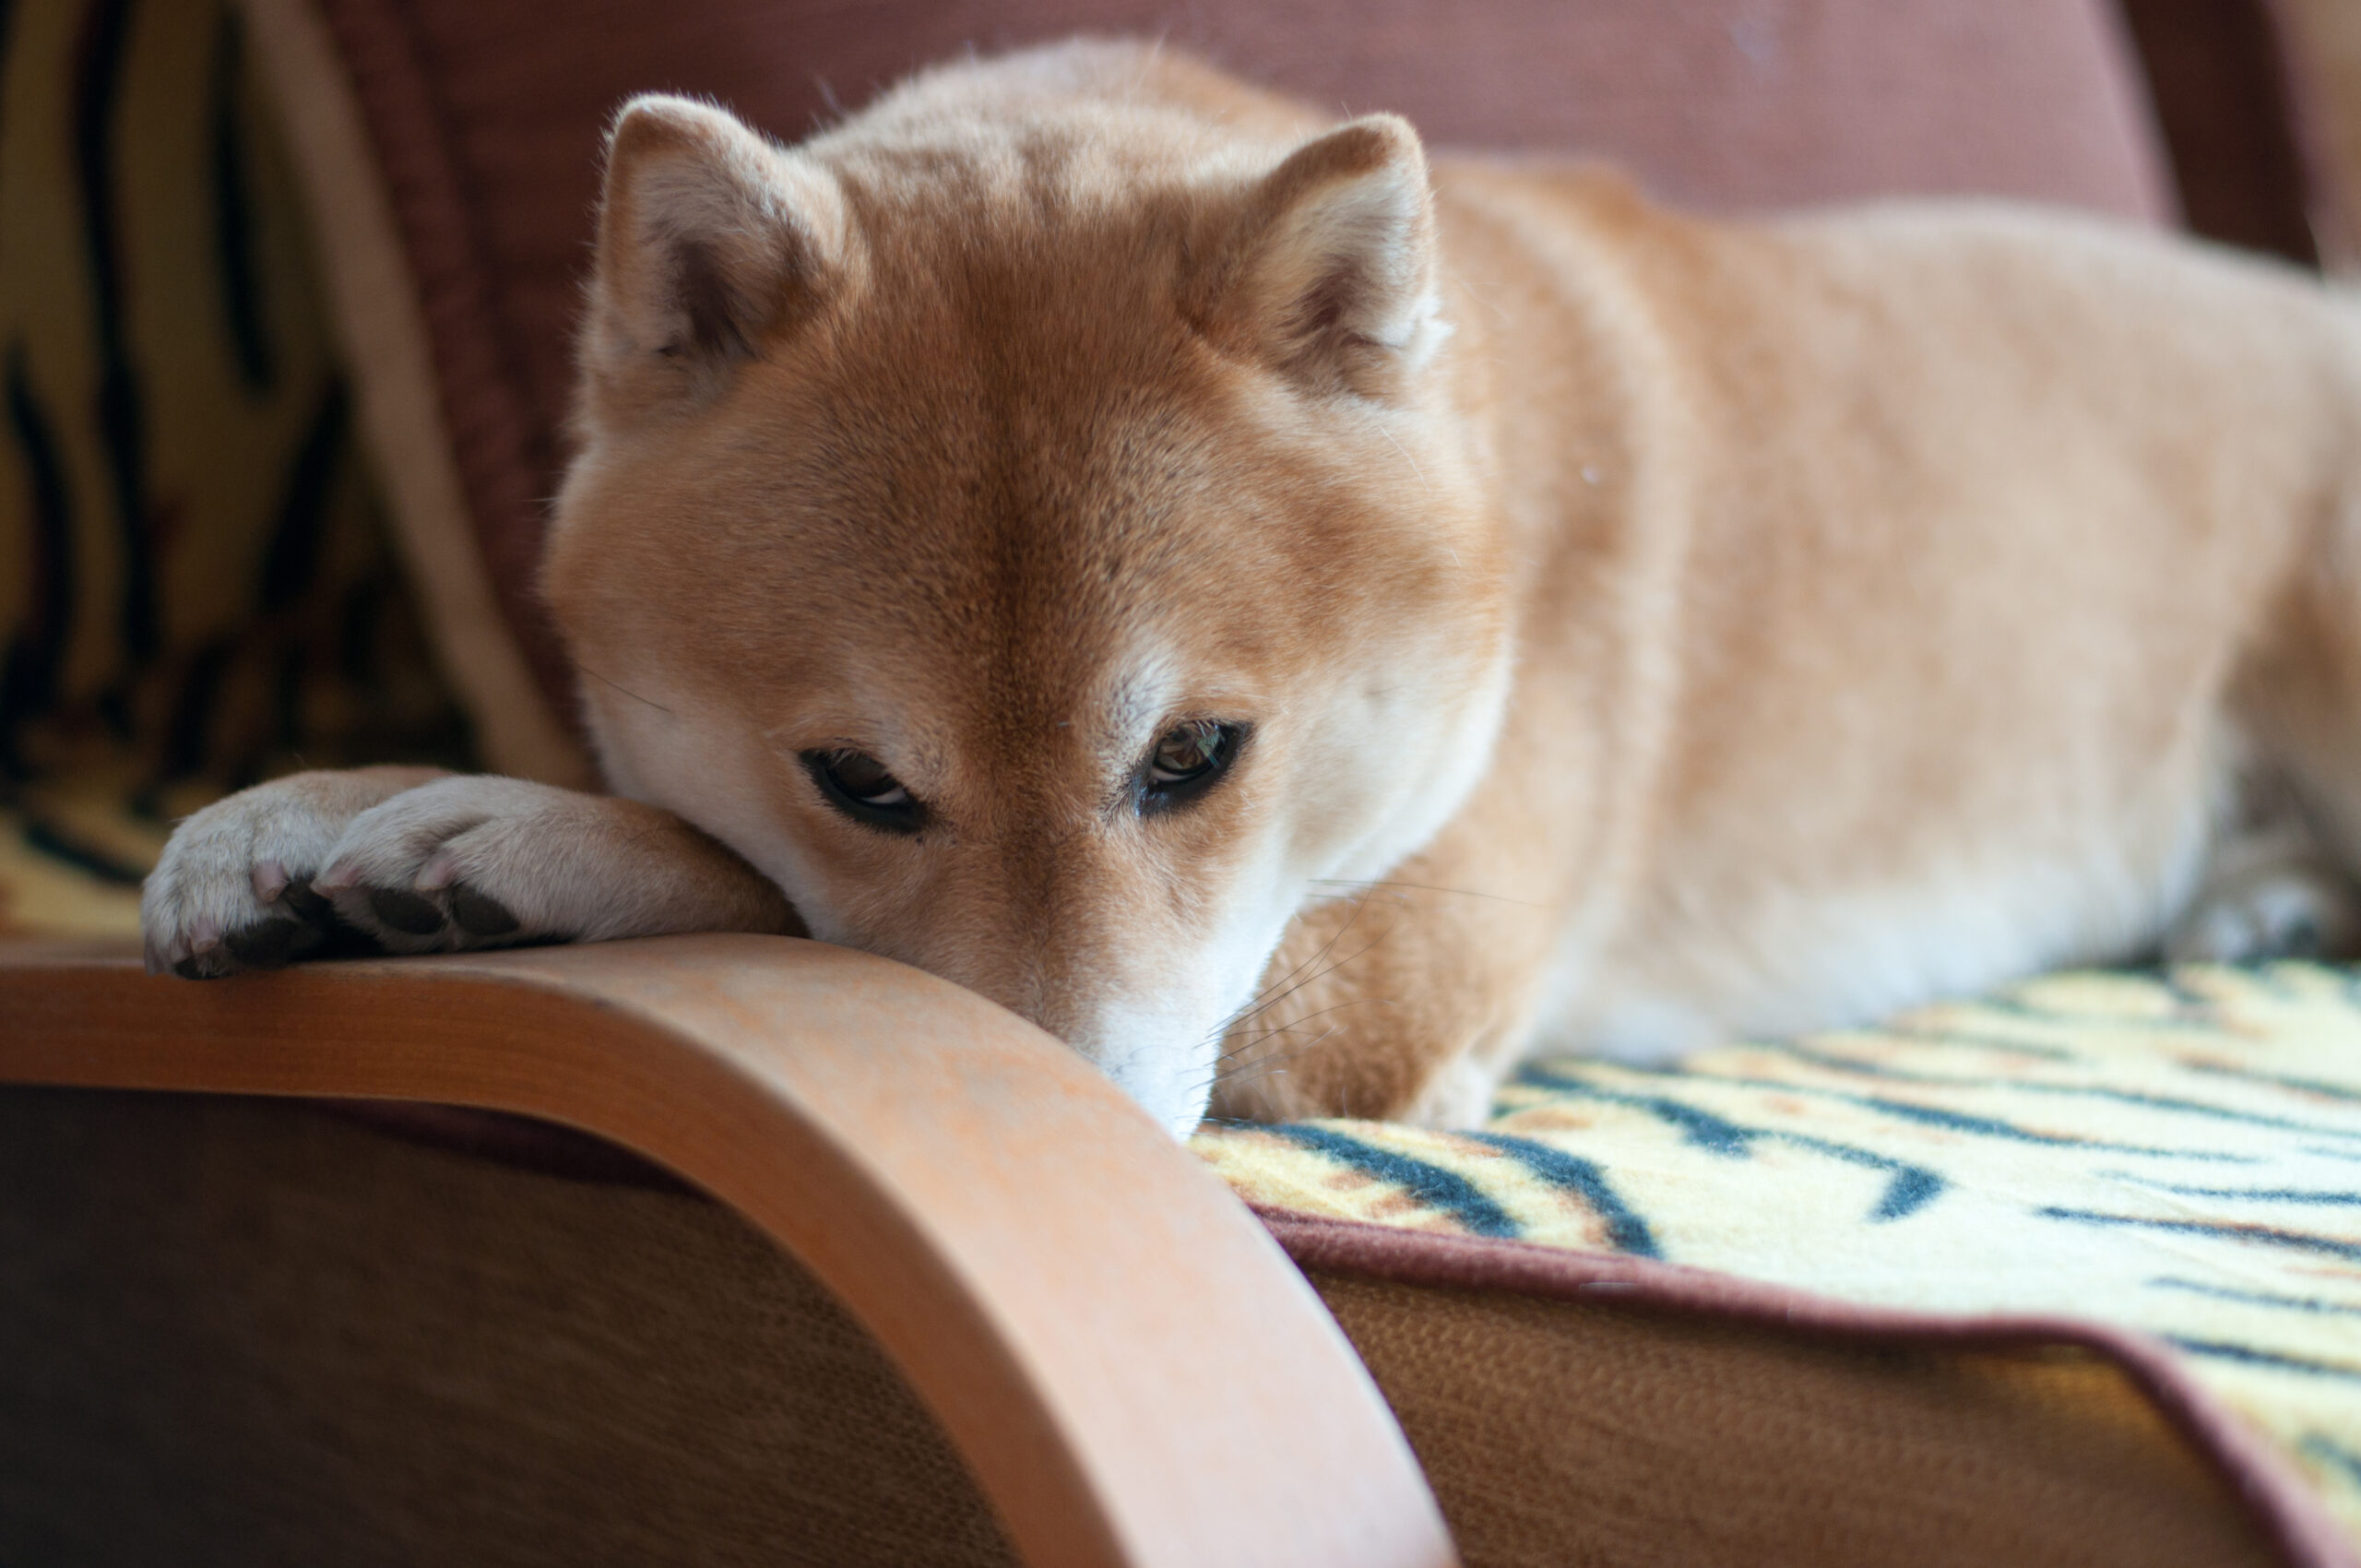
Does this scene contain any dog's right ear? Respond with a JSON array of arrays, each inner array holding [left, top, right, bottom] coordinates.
[[1194, 115, 1444, 399], [583, 96, 847, 414]]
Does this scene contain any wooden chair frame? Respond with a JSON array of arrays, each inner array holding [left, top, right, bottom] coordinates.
[[0, 936, 1458, 1568]]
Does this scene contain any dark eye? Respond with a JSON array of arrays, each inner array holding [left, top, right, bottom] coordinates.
[[1142, 719, 1246, 811], [801, 749, 924, 833]]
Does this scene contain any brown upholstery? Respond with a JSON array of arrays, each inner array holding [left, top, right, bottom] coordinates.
[[1317, 1274, 2280, 1568], [0, 1088, 1017, 1567], [305, 0, 2174, 725], [0, 1087, 2289, 1567]]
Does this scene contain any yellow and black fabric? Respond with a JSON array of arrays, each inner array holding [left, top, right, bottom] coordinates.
[[0, 0, 471, 939], [1200, 962, 2361, 1555]]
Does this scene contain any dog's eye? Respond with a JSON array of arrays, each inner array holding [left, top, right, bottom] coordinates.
[[801, 749, 923, 833], [1142, 719, 1246, 810]]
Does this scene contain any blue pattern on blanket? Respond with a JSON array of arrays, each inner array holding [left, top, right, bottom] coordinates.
[[1194, 962, 2361, 1544]]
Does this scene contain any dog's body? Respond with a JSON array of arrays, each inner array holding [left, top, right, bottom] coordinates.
[[144, 42, 2361, 1134]]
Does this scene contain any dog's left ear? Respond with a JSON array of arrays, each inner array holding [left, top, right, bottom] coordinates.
[[583, 95, 848, 414], [1199, 114, 1446, 397]]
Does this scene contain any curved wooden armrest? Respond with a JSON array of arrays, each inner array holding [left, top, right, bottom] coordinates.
[[0, 936, 1455, 1568]]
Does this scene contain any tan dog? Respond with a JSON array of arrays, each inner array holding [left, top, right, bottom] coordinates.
[[143, 42, 2361, 1135]]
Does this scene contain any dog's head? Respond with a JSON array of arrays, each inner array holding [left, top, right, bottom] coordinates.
[[545, 49, 1511, 1133]]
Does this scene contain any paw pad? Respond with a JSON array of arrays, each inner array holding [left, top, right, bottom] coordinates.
[[367, 887, 446, 936], [452, 885, 520, 937], [225, 917, 310, 968]]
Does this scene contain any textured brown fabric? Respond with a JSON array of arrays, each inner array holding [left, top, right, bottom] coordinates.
[[303, 0, 2174, 726], [1312, 1271, 2285, 1568], [1268, 1211, 2352, 1568], [326, 1096, 695, 1191], [0, 1087, 1015, 1567]]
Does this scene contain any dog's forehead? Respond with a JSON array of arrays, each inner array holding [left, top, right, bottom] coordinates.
[[745, 277, 1284, 628], [757, 145, 1284, 599], [692, 365, 1254, 759]]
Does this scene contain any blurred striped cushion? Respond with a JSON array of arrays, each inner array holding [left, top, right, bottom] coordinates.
[[0, 0, 472, 938]]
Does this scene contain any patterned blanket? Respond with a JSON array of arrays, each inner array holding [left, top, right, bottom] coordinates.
[[1198, 962, 2361, 1552], [0, 0, 472, 942]]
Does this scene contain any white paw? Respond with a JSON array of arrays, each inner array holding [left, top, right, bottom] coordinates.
[[305, 774, 683, 955], [141, 767, 446, 976], [144, 770, 798, 980]]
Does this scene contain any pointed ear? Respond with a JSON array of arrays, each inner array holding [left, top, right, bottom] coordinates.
[[1199, 115, 1446, 397], [583, 95, 847, 412]]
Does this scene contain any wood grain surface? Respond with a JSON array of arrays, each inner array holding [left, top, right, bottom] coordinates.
[[0, 936, 1457, 1568]]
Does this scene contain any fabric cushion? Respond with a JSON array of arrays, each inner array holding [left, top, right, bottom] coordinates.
[[1197, 962, 2361, 1565], [293, 0, 2173, 745]]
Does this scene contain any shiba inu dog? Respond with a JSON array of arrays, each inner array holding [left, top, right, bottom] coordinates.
[[143, 42, 2361, 1137]]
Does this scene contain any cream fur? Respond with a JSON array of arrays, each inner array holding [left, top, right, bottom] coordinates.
[[145, 42, 2361, 1136]]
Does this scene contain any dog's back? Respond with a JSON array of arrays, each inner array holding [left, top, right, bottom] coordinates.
[[1427, 176, 2361, 1064]]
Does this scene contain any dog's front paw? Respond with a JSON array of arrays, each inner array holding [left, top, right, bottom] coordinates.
[[141, 766, 450, 977], [146, 771, 801, 980], [306, 773, 801, 960], [301, 774, 718, 958]]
